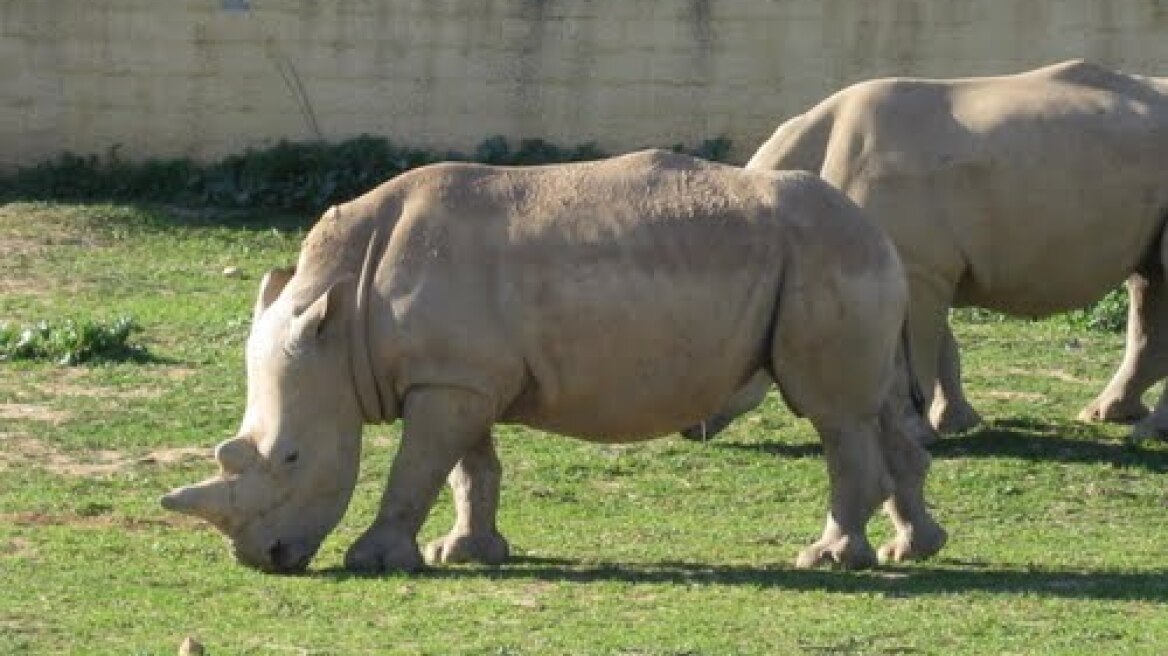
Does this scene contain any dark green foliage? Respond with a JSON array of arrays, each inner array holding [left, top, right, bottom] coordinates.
[[0, 149, 196, 204], [1063, 287, 1128, 333], [952, 286, 1129, 334], [470, 135, 608, 165], [672, 136, 733, 162], [193, 136, 444, 212], [0, 316, 149, 365], [0, 135, 733, 215]]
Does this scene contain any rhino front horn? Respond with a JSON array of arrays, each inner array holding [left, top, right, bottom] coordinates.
[[160, 478, 234, 529]]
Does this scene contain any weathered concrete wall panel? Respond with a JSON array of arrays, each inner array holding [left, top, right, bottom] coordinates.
[[4, 0, 1168, 169]]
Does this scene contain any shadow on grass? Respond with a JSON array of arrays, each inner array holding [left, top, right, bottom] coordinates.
[[716, 420, 1167, 473], [315, 556, 1167, 602], [929, 420, 1167, 472], [712, 440, 823, 459]]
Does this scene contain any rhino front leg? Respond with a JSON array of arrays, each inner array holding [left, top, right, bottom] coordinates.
[[345, 386, 495, 573], [796, 418, 890, 570], [928, 327, 982, 434], [423, 434, 511, 566], [1080, 274, 1167, 432]]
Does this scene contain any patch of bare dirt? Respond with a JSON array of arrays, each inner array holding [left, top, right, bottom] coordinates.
[[36, 381, 162, 401], [983, 390, 1048, 402], [164, 367, 198, 380], [0, 536, 37, 559], [27, 367, 198, 403], [0, 511, 202, 530], [0, 403, 71, 424], [0, 236, 42, 257], [1004, 367, 1089, 383], [0, 434, 207, 477]]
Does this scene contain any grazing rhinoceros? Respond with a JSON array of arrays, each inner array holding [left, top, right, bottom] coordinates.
[[161, 150, 946, 574], [689, 60, 1168, 442]]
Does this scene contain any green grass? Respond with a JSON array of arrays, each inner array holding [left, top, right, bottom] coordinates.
[[1, 202, 1165, 655]]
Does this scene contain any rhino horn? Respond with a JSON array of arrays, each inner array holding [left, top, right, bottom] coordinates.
[[160, 477, 235, 530], [214, 436, 258, 474]]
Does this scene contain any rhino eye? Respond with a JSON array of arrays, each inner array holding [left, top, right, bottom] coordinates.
[[283, 451, 300, 464]]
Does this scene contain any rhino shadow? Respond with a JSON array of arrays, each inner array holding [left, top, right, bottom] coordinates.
[[314, 557, 1167, 603], [927, 420, 1167, 472], [715, 420, 1167, 473]]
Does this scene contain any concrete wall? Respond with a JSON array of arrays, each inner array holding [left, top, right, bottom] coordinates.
[[5, 0, 1168, 169]]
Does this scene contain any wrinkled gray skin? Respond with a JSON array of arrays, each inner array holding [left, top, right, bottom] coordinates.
[[688, 60, 1168, 443], [162, 150, 946, 574]]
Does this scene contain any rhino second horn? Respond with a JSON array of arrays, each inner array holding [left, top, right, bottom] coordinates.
[[215, 437, 258, 474], [160, 478, 234, 528]]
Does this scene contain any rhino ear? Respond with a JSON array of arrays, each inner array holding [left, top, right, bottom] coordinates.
[[160, 477, 235, 530], [254, 267, 296, 325], [289, 278, 354, 343], [215, 437, 258, 475]]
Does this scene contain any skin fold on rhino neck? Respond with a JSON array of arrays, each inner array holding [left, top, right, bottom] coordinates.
[[349, 226, 395, 424]]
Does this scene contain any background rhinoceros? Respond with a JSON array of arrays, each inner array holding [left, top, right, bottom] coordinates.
[[162, 150, 946, 574], [694, 60, 1168, 442]]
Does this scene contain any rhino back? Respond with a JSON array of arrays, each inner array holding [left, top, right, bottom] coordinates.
[[779, 61, 1168, 315], [371, 154, 837, 441]]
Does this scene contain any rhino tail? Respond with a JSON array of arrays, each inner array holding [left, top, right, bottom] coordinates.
[[899, 320, 927, 418]]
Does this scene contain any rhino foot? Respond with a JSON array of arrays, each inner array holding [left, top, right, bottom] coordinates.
[[794, 534, 877, 570], [344, 531, 424, 574], [1129, 414, 1168, 444], [1078, 396, 1149, 423], [878, 522, 948, 564], [929, 400, 982, 435], [424, 531, 510, 566]]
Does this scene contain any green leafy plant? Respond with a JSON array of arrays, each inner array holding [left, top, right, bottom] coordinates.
[[0, 316, 149, 365], [952, 287, 1129, 334], [1063, 286, 1128, 333]]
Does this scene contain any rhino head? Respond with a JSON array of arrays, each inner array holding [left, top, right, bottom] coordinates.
[[161, 268, 373, 573]]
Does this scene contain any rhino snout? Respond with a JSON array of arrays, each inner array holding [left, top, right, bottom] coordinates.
[[233, 538, 316, 574]]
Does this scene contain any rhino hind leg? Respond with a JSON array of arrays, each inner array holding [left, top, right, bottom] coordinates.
[[1080, 274, 1168, 431], [771, 274, 919, 568], [345, 387, 496, 573], [794, 418, 889, 570], [875, 390, 948, 563], [424, 434, 511, 566]]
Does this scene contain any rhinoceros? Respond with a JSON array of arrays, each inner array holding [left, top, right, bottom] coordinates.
[[690, 60, 1168, 442], [161, 150, 946, 574]]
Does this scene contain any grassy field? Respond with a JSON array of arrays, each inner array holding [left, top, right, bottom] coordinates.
[[0, 201, 1165, 655]]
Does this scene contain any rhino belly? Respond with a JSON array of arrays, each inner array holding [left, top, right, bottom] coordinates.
[[503, 269, 779, 442]]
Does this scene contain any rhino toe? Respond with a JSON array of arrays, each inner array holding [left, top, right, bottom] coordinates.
[[1078, 396, 1149, 423], [878, 523, 948, 564], [424, 531, 510, 566], [795, 534, 877, 570], [929, 401, 982, 435], [344, 532, 424, 574]]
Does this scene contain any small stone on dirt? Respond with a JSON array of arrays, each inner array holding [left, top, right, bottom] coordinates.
[[178, 636, 205, 656]]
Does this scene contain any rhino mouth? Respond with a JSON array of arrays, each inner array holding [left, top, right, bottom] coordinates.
[[234, 539, 316, 574]]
